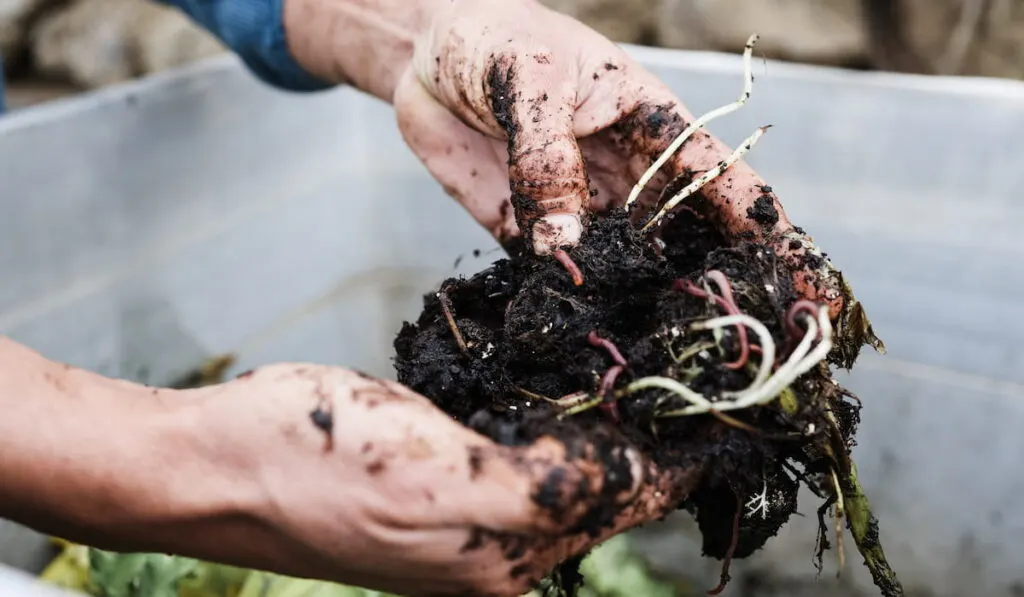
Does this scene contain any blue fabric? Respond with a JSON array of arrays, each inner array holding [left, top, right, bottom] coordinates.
[[157, 0, 334, 92], [0, 52, 6, 115]]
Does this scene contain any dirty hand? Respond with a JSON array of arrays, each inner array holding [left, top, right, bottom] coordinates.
[[0, 343, 696, 597], [389, 0, 839, 312], [280, 0, 840, 312], [174, 365, 696, 596]]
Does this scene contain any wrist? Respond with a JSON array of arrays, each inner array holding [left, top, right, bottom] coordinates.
[[282, 0, 448, 101]]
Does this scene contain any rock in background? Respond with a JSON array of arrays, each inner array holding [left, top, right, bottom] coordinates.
[[884, 0, 1024, 79], [0, 0, 59, 63], [541, 0, 660, 44], [29, 0, 224, 88], [547, 0, 1024, 80], [654, 0, 868, 67], [1, 1, 1023, 104]]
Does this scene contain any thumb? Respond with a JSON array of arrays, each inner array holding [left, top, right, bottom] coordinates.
[[485, 53, 590, 256], [394, 68, 519, 243]]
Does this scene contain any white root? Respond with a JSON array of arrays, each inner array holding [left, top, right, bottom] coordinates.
[[641, 125, 770, 233], [541, 391, 592, 408], [633, 305, 833, 417], [622, 376, 716, 412], [746, 479, 770, 520], [625, 32, 760, 210], [553, 300, 832, 420], [560, 396, 605, 417], [696, 313, 776, 392]]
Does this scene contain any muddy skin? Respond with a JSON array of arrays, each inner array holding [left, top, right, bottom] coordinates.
[[607, 102, 691, 164], [392, 204, 898, 595], [487, 57, 540, 243]]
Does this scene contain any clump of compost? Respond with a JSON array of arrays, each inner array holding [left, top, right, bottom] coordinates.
[[394, 34, 901, 597]]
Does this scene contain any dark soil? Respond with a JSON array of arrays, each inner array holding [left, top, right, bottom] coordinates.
[[393, 208, 872, 595]]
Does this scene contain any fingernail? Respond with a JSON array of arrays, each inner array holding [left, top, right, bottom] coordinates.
[[532, 214, 583, 255]]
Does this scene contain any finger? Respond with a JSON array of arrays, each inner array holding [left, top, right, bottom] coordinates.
[[483, 51, 590, 256], [449, 433, 703, 593], [394, 68, 520, 244], [607, 81, 844, 318], [456, 423, 701, 539]]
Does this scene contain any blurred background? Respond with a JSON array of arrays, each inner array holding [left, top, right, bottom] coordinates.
[[1, 0, 1023, 109]]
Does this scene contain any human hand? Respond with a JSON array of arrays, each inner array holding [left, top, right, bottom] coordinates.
[[393, 0, 843, 315], [180, 365, 700, 597]]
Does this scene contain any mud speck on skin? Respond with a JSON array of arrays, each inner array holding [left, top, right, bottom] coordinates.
[[746, 193, 780, 228], [486, 57, 519, 141], [468, 446, 485, 479], [394, 208, 877, 595]]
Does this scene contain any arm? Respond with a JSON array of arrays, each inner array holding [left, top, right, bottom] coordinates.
[[0, 337, 259, 557], [157, 0, 446, 102], [0, 336, 684, 595]]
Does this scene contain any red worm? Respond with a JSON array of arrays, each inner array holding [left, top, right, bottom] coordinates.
[[707, 497, 743, 595], [587, 332, 627, 423], [553, 249, 584, 286], [598, 365, 624, 423], [599, 365, 624, 398], [704, 270, 750, 370], [779, 299, 822, 361], [786, 299, 822, 341], [673, 275, 751, 369], [672, 279, 736, 315], [587, 331, 628, 367]]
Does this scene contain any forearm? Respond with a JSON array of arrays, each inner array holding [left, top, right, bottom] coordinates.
[[282, 0, 448, 101], [0, 338, 253, 554]]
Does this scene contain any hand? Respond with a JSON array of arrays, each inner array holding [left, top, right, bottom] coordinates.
[[281, 0, 843, 314], [180, 365, 699, 597], [392, 0, 842, 315], [0, 323, 695, 597]]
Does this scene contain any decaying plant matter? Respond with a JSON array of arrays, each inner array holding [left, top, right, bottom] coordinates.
[[394, 34, 902, 597]]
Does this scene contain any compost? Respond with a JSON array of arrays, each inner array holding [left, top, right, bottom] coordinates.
[[393, 204, 902, 596]]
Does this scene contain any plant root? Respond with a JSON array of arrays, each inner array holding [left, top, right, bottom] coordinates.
[[438, 286, 469, 355], [643, 126, 771, 232], [625, 33, 760, 209]]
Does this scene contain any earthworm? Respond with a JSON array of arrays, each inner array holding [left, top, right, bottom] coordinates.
[[586, 331, 628, 367], [599, 365, 624, 398], [786, 299, 822, 341], [707, 496, 743, 595], [673, 274, 750, 369], [598, 365, 625, 423], [781, 299, 822, 360], [704, 270, 751, 370], [553, 249, 584, 286]]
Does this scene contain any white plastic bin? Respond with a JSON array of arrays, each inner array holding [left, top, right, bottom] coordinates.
[[1, 46, 1023, 596]]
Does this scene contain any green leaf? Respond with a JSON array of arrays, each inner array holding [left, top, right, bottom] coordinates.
[[88, 550, 199, 597]]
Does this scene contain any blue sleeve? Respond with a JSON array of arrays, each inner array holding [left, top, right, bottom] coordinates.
[[0, 52, 6, 115], [157, 0, 335, 92]]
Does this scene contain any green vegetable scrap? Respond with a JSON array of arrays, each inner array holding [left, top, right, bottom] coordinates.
[[42, 536, 692, 597]]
